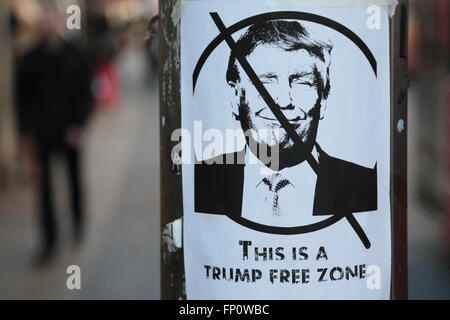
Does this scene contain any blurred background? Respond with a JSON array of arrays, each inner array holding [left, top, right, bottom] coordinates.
[[0, 0, 448, 299], [407, 0, 449, 299], [0, 0, 160, 299]]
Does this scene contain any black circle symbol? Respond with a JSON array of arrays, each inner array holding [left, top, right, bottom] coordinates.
[[192, 11, 376, 248]]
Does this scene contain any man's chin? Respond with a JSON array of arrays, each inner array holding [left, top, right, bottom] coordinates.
[[277, 152, 307, 170], [247, 145, 311, 171], [277, 143, 315, 168]]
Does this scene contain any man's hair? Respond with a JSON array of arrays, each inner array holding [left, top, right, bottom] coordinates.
[[226, 20, 333, 100]]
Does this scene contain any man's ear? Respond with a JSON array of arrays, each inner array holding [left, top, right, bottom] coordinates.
[[228, 81, 240, 118], [319, 99, 327, 120], [228, 81, 238, 95]]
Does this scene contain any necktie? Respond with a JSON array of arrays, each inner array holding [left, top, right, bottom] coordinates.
[[258, 173, 293, 216]]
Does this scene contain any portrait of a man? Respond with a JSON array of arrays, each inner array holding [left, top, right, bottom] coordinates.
[[194, 20, 377, 226]]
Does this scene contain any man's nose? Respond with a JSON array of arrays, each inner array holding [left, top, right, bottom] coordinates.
[[275, 86, 292, 107]]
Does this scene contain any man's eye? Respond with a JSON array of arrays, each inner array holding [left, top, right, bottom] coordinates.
[[260, 77, 277, 84], [291, 78, 314, 86]]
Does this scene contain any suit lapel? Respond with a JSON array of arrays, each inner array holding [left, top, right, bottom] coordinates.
[[313, 144, 378, 215]]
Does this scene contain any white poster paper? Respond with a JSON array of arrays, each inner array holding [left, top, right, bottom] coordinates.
[[180, 0, 391, 299]]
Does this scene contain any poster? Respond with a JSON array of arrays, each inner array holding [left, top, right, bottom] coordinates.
[[180, 0, 391, 299]]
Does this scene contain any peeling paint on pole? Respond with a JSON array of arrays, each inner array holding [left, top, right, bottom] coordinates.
[[160, 0, 185, 300]]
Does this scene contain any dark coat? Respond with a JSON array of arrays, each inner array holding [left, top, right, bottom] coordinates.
[[15, 40, 93, 141]]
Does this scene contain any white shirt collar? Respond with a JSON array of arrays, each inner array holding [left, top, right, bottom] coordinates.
[[241, 145, 319, 226]]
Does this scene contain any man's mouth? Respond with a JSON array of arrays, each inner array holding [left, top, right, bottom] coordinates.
[[255, 108, 305, 122]]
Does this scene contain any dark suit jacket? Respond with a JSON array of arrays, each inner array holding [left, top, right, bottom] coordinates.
[[195, 145, 377, 218]]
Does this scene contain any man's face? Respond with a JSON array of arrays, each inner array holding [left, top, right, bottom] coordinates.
[[41, 6, 65, 41], [231, 45, 326, 166]]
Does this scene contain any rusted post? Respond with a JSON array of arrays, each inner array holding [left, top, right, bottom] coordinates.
[[159, 0, 185, 300], [390, 0, 409, 300]]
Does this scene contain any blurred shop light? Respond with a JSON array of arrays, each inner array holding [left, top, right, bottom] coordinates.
[[105, 0, 154, 25]]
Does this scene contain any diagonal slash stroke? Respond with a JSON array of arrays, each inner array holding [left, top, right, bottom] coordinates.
[[209, 12, 371, 249]]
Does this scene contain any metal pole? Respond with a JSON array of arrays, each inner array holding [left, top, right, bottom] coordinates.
[[159, 0, 185, 300], [390, 0, 409, 300]]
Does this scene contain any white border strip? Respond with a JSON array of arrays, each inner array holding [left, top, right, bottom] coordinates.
[[265, 0, 398, 17], [174, 0, 399, 26]]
